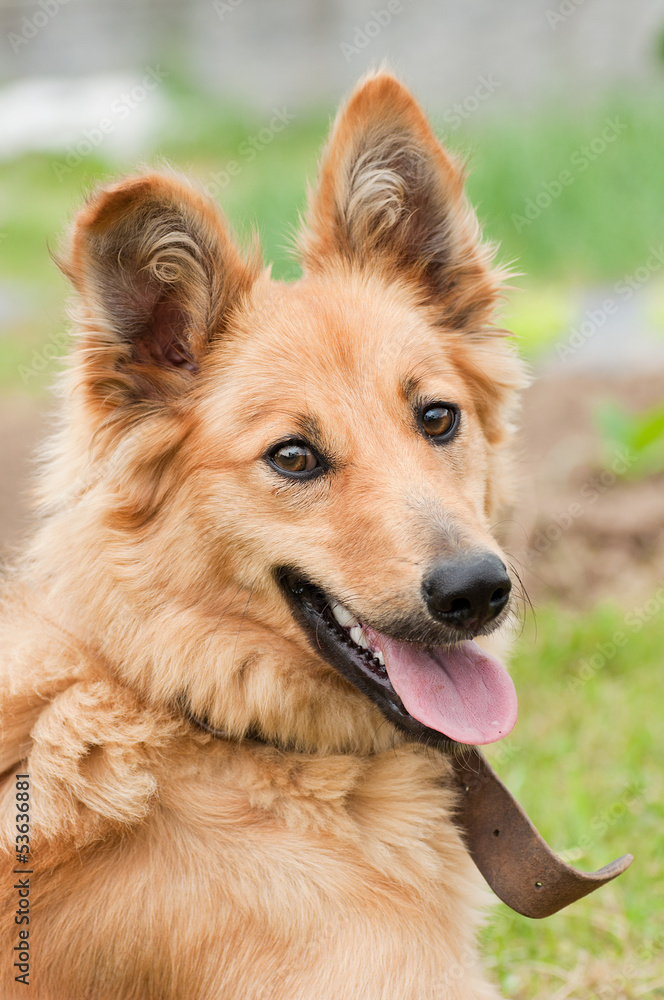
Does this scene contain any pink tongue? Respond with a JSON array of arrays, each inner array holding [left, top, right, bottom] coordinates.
[[365, 631, 517, 745]]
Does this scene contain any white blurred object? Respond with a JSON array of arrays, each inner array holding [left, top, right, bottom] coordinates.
[[0, 73, 169, 162]]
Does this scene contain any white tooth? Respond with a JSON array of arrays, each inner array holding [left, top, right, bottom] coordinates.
[[375, 650, 385, 666], [331, 601, 357, 629], [350, 625, 370, 648]]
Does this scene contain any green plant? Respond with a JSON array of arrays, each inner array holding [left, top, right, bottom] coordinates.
[[595, 400, 664, 480]]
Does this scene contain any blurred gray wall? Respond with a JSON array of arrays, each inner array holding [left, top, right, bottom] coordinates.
[[1, 0, 664, 111]]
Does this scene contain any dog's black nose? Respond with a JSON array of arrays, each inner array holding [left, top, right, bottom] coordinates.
[[422, 553, 511, 631]]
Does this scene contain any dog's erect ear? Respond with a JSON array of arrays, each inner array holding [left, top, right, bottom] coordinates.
[[299, 73, 503, 330], [61, 173, 259, 407]]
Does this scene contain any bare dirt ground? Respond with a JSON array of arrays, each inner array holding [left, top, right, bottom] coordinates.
[[1, 372, 663, 610], [508, 371, 664, 610]]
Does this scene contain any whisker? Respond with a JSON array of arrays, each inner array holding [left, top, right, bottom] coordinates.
[[506, 559, 537, 642]]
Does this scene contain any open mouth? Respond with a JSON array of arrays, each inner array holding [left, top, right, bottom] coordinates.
[[280, 572, 518, 749]]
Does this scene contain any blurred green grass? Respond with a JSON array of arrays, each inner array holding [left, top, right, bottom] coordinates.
[[484, 601, 664, 998], [459, 97, 664, 283], [1, 83, 664, 391]]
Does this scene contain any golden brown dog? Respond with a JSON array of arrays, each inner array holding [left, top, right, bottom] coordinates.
[[0, 73, 526, 998]]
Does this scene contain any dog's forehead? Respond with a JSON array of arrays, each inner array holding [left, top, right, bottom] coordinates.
[[266, 273, 427, 365], [216, 270, 470, 400]]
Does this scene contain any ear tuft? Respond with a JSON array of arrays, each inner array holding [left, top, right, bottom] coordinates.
[[299, 72, 503, 331], [61, 172, 259, 409]]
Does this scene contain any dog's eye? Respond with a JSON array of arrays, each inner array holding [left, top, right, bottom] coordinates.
[[420, 404, 459, 441], [268, 441, 321, 477]]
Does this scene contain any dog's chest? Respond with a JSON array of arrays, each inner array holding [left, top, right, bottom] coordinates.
[[29, 742, 497, 1000], [114, 744, 495, 998]]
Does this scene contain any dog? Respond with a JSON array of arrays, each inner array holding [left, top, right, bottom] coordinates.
[[0, 72, 528, 999]]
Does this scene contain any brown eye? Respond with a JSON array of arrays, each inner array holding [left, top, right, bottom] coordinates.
[[420, 404, 458, 441], [269, 441, 321, 477]]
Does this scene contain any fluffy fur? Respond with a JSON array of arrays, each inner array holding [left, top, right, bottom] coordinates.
[[0, 73, 526, 999]]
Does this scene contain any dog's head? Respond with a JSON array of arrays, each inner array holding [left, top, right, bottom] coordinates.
[[48, 73, 526, 753]]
